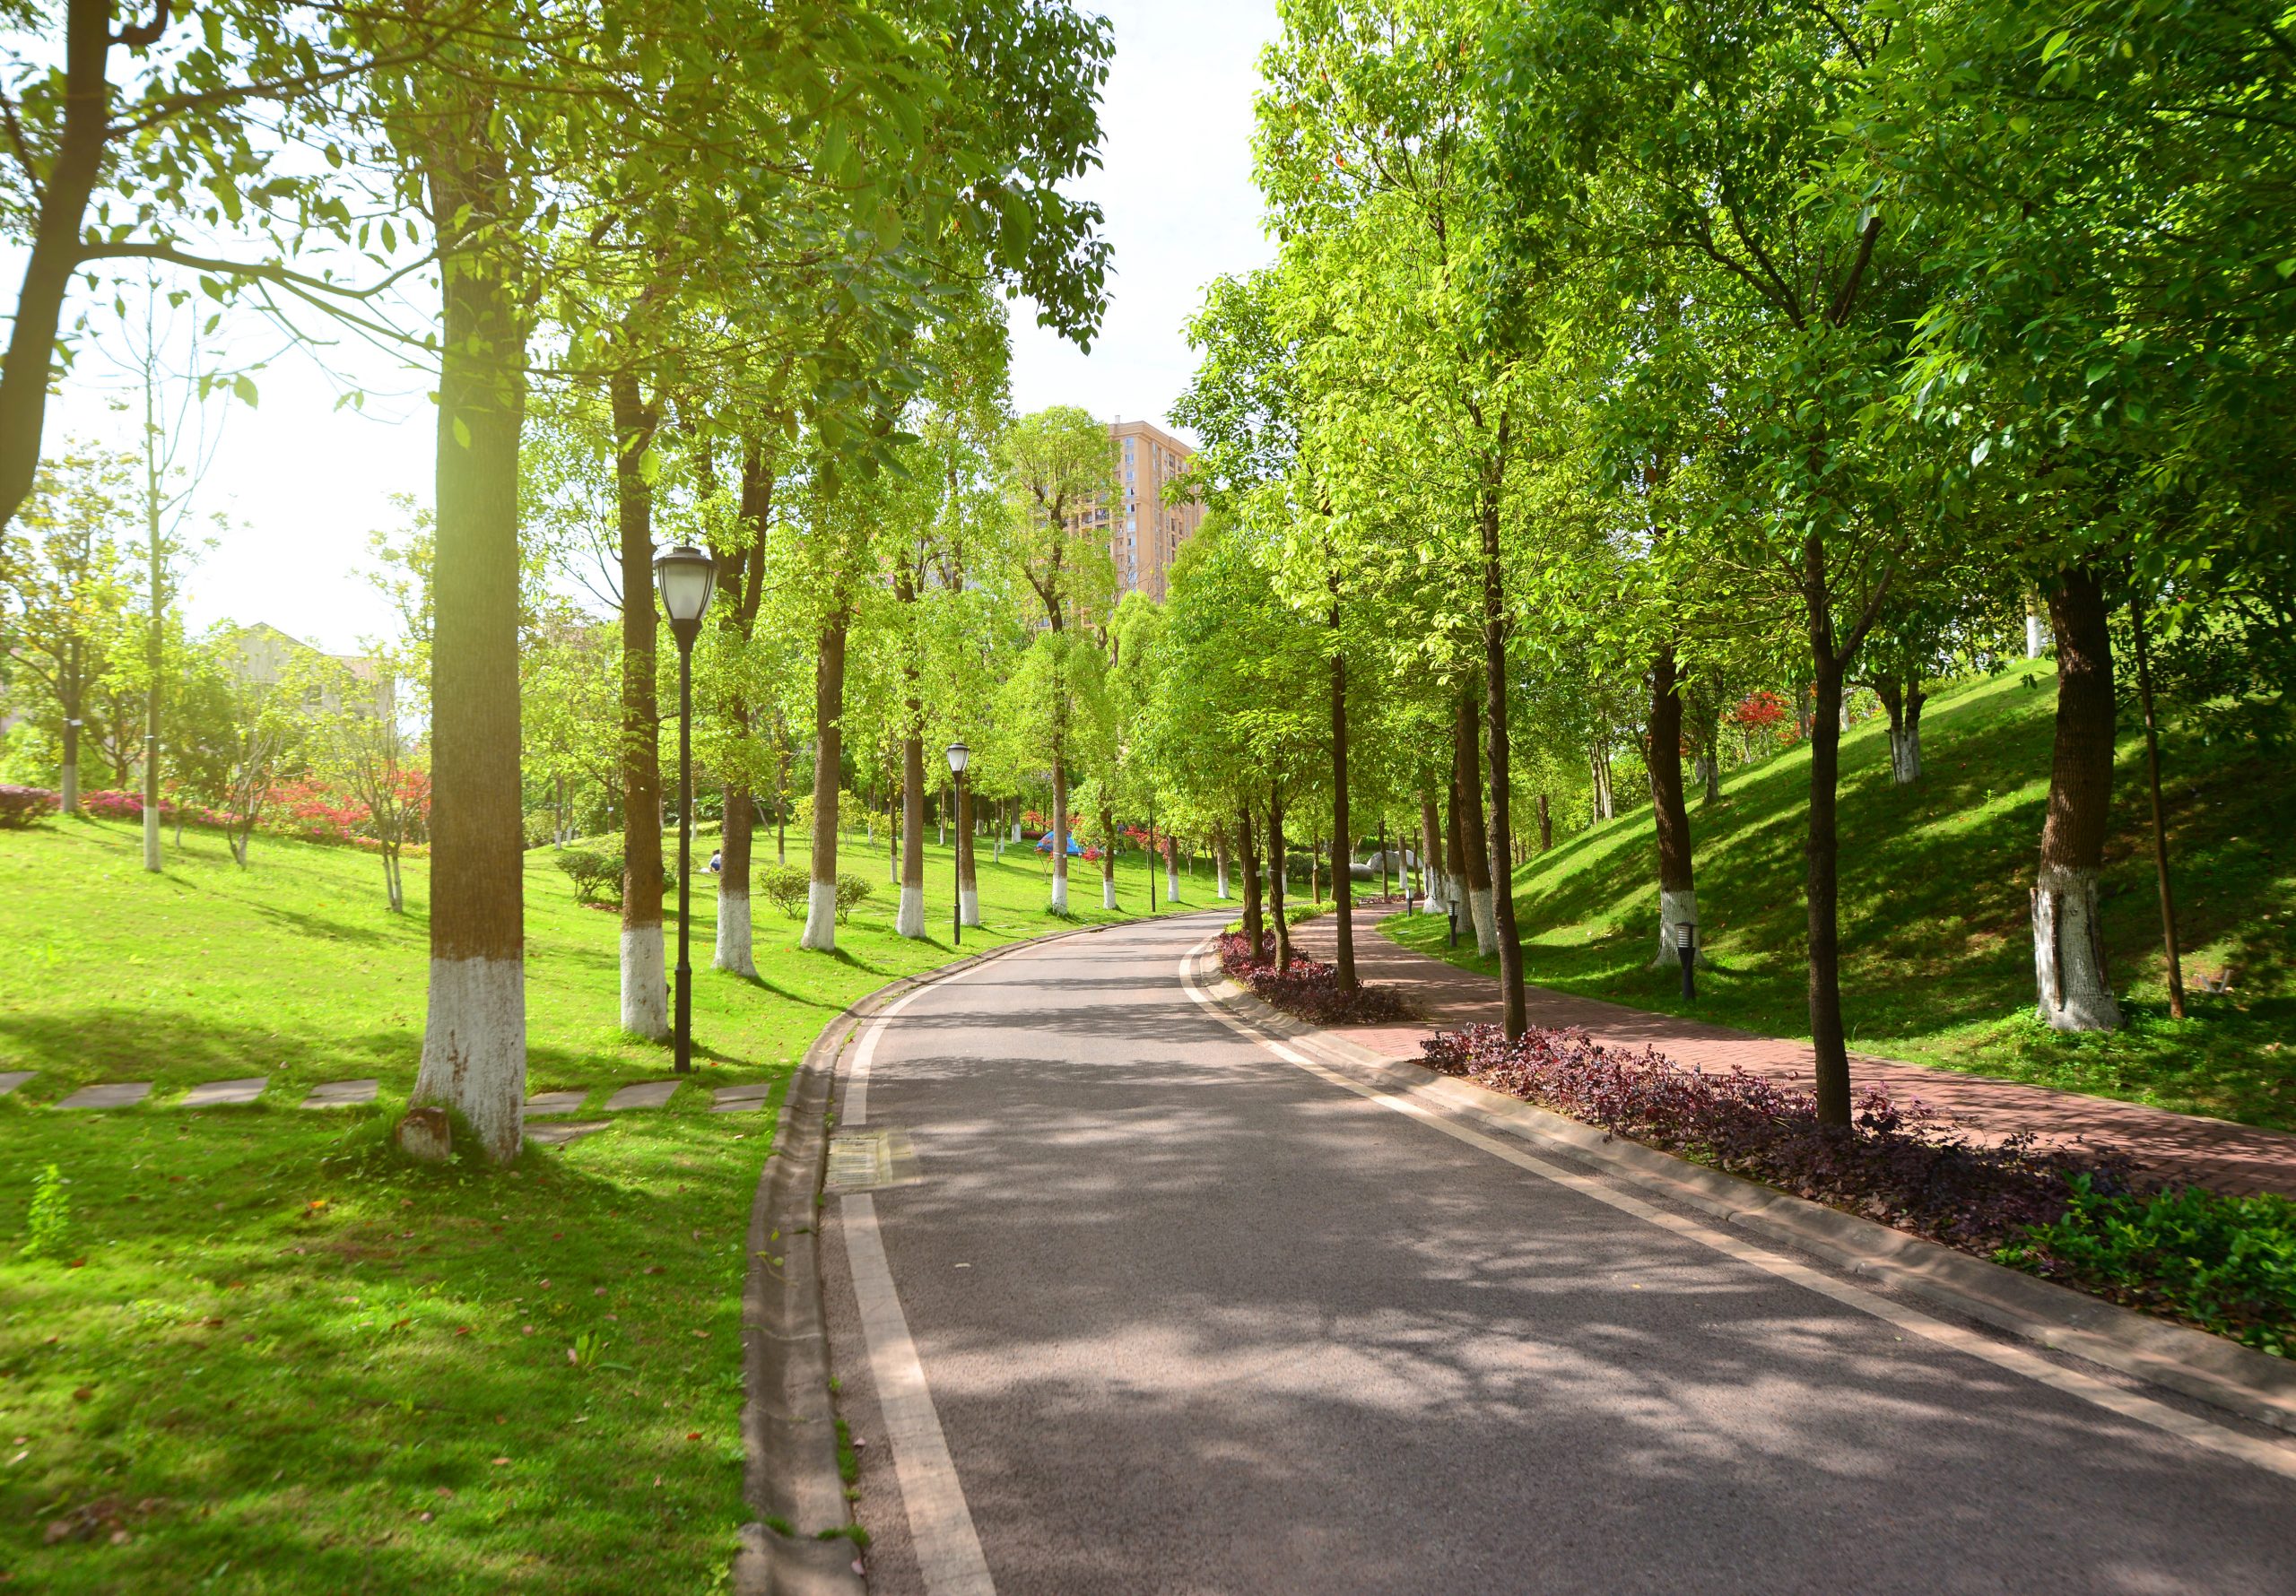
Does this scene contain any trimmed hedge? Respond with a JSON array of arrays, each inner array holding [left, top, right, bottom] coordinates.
[[0, 785, 57, 829]]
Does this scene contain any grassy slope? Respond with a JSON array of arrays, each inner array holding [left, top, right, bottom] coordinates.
[[0, 817, 1201, 1592], [1388, 664, 2296, 1131]]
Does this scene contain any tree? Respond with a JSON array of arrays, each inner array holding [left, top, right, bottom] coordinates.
[[310, 652, 426, 910]]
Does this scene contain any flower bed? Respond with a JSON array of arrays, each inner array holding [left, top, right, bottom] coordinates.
[[1218, 932, 1416, 1026], [1418, 1023, 2296, 1355]]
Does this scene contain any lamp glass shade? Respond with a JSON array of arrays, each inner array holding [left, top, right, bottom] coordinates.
[[1675, 923, 1694, 950], [945, 741, 970, 776], [653, 544, 718, 624]]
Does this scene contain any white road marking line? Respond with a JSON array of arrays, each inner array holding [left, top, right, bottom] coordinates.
[[844, 1193, 996, 1596], [839, 964, 999, 1593], [1178, 939, 2296, 1483]]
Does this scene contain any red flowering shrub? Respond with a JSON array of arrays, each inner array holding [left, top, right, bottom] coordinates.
[[1728, 690, 1792, 733], [1417, 1023, 2143, 1253], [78, 789, 159, 820], [0, 785, 57, 828], [1218, 932, 1417, 1026], [270, 778, 370, 844]]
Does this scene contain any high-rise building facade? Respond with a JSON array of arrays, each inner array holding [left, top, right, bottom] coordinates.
[[1069, 418, 1204, 603]]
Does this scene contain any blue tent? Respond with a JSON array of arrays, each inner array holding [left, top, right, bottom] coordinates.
[[1033, 833, 1084, 856]]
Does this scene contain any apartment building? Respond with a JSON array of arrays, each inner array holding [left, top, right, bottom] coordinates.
[[1068, 418, 1204, 603]]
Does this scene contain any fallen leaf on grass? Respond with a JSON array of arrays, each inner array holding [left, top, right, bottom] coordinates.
[[71, 1388, 93, 1403], [685, 1431, 702, 1441], [453, 1326, 474, 1337], [491, 1457, 511, 1467]]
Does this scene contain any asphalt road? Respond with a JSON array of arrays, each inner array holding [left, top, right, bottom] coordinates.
[[819, 912, 2296, 1595]]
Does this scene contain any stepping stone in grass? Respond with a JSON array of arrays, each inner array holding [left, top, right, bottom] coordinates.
[[604, 1080, 678, 1111], [0, 1071, 33, 1097], [56, 1081, 152, 1110], [180, 1078, 267, 1108], [301, 1079, 379, 1108], [524, 1089, 588, 1117], [527, 1120, 611, 1148], [710, 1084, 773, 1114]]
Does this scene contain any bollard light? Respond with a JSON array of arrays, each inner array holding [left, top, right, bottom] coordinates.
[[1675, 919, 1697, 1003]]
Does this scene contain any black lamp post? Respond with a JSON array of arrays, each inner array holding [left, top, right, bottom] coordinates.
[[654, 542, 718, 1073], [1147, 791, 1157, 913], [945, 741, 969, 945], [1675, 919, 1697, 1002]]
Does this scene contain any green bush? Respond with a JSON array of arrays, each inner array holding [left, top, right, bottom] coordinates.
[[1998, 1178, 2296, 1357], [759, 864, 810, 917], [834, 873, 874, 923], [556, 848, 622, 906]]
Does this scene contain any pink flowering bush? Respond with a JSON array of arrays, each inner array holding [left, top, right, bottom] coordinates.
[[1219, 932, 1416, 1026], [79, 789, 161, 821]]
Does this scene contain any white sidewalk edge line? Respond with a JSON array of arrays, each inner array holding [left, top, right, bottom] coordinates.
[[1178, 938, 2296, 1484], [844, 1193, 996, 1596], [839, 957, 1007, 1593]]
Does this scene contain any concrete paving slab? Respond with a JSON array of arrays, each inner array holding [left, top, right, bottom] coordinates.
[[527, 1120, 611, 1147], [0, 1071, 33, 1097], [711, 1083, 773, 1114], [604, 1080, 678, 1111], [524, 1089, 589, 1117], [56, 1081, 152, 1110], [179, 1077, 268, 1107], [301, 1079, 378, 1108]]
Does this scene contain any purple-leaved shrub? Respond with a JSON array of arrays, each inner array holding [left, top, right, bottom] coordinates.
[[0, 785, 57, 828], [1219, 932, 1416, 1026]]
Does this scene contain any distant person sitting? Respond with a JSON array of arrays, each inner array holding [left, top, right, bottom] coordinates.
[[707, 848, 723, 875]]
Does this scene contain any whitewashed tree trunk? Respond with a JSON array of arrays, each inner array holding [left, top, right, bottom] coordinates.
[[58, 759, 78, 814], [1426, 868, 1448, 916], [1215, 853, 1230, 899], [416, 956, 524, 1161], [1469, 886, 1498, 956], [1049, 872, 1069, 913], [1011, 819, 1022, 842], [1166, 862, 1179, 901], [620, 925, 667, 1037], [1101, 877, 1117, 909], [800, 878, 838, 950], [1888, 722, 1922, 785], [2032, 865, 2121, 1030], [142, 807, 160, 871], [713, 890, 756, 978], [1648, 886, 1709, 969], [2026, 613, 2047, 658], [959, 886, 979, 926], [896, 883, 925, 938]]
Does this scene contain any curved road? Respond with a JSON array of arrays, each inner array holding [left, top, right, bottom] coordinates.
[[819, 912, 2296, 1594]]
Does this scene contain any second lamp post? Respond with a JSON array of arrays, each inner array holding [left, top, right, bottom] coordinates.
[[946, 741, 969, 945], [654, 542, 718, 1073]]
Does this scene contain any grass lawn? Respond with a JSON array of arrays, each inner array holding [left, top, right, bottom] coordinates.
[[0, 815, 1201, 1592], [1387, 664, 2296, 1132]]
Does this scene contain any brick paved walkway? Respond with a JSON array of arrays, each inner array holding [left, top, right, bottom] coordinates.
[[1285, 902, 2296, 1197]]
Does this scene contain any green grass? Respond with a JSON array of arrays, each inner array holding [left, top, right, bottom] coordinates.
[[1388, 664, 2296, 1132], [0, 816, 1197, 1591]]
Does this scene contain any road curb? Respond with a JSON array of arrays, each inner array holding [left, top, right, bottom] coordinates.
[[1187, 947, 2296, 1439], [735, 911, 1207, 1594]]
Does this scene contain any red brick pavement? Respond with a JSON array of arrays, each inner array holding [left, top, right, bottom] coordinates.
[[1283, 901, 2296, 1197]]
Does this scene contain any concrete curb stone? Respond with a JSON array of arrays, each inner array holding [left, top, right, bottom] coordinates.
[[1188, 948, 2296, 1439]]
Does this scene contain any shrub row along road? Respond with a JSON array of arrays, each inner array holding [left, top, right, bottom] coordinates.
[[821, 913, 2296, 1594]]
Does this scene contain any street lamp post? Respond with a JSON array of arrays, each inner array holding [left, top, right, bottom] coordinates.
[[945, 742, 969, 946], [1147, 792, 1157, 913], [654, 543, 718, 1074]]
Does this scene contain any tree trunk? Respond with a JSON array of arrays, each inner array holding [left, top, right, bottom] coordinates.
[[58, 710, 80, 814], [1801, 533, 1857, 1127], [1588, 742, 1615, 822], [1049, 753, 1071, 912], [1645, 642, 1703, 970], [776, 744, 790, 865], [715, 778, 756, 977], [1268, 783, 1292, 971], [1875, 677, 1925, 785], [1421, 793, 1444, 914], [1329, 608, 1354, 1008], [2129, 586, 2185, 1019], [1442, 773, 1466, 925], [410, 153, 530, 1165], [2033, 563, 2123, 1032], [800, 613, 848, 950], [1536, 792, 1552, 852], [0, 3, 110, 529], [612, 369, 666, 1040], [957, 776, 979, 927], [1166, 834, 1179, 904], [1238, 800, 1264, 958], [1100, 802, 1118, 909], [1213, 821, 1231, 900], [1457, 692, 1497, 956], [898, 728, 926, 937], [1479, 462, 1526, 1037]]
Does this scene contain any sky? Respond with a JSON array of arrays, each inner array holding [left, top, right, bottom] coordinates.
[[33, 0, 1282, 657]]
